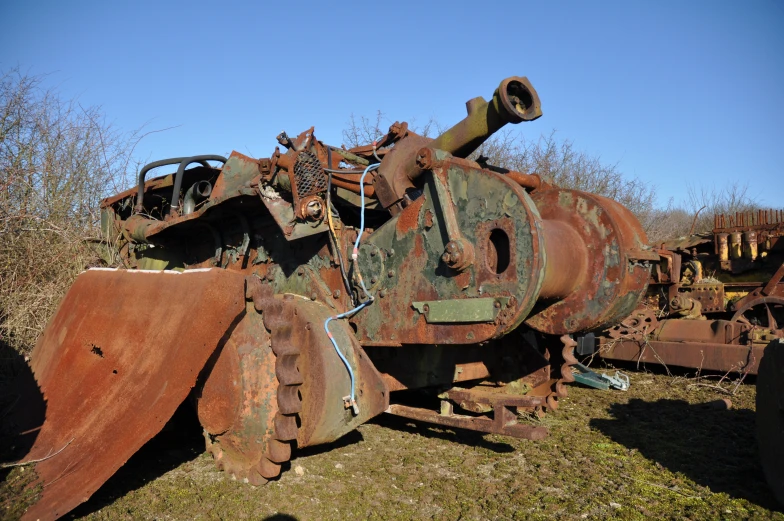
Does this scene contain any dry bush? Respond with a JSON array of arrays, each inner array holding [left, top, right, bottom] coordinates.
[[342, 110, 437, 148], [685, 182, 759, 233], [474, 129, 657, 224], [645, 183, 763, 245], [644, 204, 695, 245], [0, 67, 140, 354]]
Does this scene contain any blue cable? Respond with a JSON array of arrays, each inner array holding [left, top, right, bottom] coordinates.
[[352, 163, 380, 259], [326, 162, 380, 416]]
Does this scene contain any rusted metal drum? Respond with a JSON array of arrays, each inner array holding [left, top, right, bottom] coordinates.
[[525, 188, 651, 335]]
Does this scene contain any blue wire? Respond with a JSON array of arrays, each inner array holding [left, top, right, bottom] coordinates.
[[327, 162, 380, 415], [324, 299, 371, 410], [353, 163, 380, 257]]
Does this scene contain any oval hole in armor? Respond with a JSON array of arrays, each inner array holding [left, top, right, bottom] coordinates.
[[487, 229, 511, 274]]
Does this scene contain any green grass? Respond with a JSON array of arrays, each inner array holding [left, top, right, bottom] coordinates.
[[15, 371, 784, 520]]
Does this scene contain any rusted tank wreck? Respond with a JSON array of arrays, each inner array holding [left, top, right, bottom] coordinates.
[[18, 76, 658, 520]]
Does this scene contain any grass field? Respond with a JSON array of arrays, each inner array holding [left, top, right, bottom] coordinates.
[[21, 366, 774, 521]]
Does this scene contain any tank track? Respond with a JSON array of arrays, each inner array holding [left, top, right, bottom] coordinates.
[[545, 335, 578, 411], [204, 294, 303, 485]]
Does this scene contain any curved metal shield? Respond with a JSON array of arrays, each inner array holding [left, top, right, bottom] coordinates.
[[21, 268, 246, 521]]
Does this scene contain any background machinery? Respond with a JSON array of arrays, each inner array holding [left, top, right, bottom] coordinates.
[[596, 211, 784, 374]]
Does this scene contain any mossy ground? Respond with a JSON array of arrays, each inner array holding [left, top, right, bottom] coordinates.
[[28, 370, 784, 520]]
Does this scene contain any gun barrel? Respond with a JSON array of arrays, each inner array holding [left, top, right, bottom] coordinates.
[[429, 76, 541, 159]]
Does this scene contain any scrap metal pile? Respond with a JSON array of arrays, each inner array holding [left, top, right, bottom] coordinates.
[[594, 210, 784, 374]]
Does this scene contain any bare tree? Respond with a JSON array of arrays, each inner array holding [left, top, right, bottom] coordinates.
[[342, 110, 437, 149], [0, 67, 142, 353], [342, 110, 386, 149], [474, 130, 658, 223], [643, 183, 764, 244]]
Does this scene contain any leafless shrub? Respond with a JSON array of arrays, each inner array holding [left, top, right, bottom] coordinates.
[[686, 182, 758, 233], [342, 110, 437, 149], [644, 201, 695, 245], [645, 182, 762, 244], [474, 130, 657, 224], [0, 67, 142, 353]]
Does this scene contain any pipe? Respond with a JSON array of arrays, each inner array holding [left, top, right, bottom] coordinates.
[[717, 233, 729, 261], [505, 171, 543, 191], [730, 232, 742, 259], [744, 230, 758, 260], [169, 155, 227, 217], [183, 181, 213, 215], [135, 157, 212, 213]]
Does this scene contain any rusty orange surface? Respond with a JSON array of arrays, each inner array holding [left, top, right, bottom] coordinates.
[[22, 268, 246, 521]]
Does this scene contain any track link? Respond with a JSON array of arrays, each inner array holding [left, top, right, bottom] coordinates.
[[202, 289, 304, 485], [545, 335, 578, 411]]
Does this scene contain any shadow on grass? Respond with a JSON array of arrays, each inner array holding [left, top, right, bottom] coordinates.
[[590, 398, 780, 511], [67, 404, 205, 519], [293, 428, 364, 459], [370, 413, 515, 454], [0, 341, 46, 517], [0, 341, 45, 473]]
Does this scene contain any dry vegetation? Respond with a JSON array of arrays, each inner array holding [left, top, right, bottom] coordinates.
[[0, 68, 139, 354]]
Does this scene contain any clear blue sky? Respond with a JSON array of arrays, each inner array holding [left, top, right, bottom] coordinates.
[[2, 0, 782, 207]]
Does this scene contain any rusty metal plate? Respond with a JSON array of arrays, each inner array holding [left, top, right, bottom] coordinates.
[[354, 164, 545, 345], [22, 268, 246, 521], [600, 339, 763, 374], [684, 283, 725, 313]]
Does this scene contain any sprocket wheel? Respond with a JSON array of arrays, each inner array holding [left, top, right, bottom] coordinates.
[[197, 292, 303, 485], [607, 308, 659, 340]]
